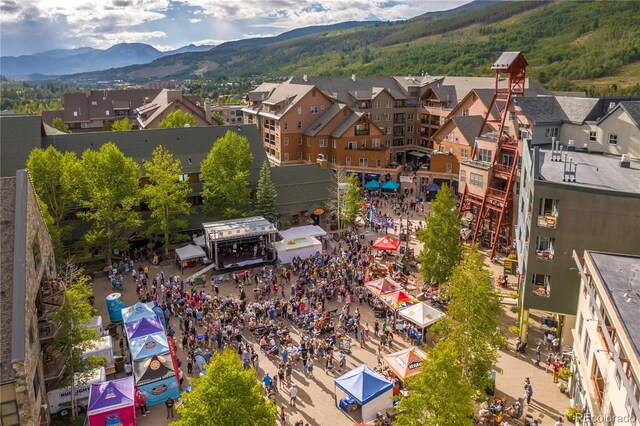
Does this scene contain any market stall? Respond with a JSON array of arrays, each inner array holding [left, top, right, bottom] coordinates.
[[381, 181, 400, 191], [372, 236, 401, 251], [134, 354, 180, 406], [364, 277, 403, 296], [398, 302, 445, 330], [124, 316, 164, 341], [364, 180, 380, 189], [379, 290, 419, 310], [129, 332, 170, 362], [175, 244, 207, 269], [278, 225, 327, 240], [334, 365, 394, 424], [381, 348, 426, 382], [121, 302, 158, 325], [274, 236, 322, 264], [87, 376, 136, 426]]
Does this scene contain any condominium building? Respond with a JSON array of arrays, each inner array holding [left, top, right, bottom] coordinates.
[[571, 250, 640, 425]]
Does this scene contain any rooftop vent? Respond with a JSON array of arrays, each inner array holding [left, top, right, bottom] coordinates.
[[620, 154, 631, 169]]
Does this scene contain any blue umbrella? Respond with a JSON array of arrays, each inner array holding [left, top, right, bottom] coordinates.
[[381, 180, 400, 191], [364, 180, 380, 189]]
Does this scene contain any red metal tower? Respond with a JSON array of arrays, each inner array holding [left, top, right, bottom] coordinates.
[[459, 52, 527, 259]]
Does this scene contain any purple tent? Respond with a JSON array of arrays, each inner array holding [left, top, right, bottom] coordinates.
[[124, 316, 164, 340], [88, 377, 135, 426]]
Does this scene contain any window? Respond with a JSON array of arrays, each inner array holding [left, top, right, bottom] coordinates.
[[332, 139, 337, 148], [331, 155, 336, 163], [361, 140, 366, 148], [609, 134, 618, 145], [284, 122, 288, 130], [1, 400, 19, 425], [446, 163, 453, 173], [372, 139, 380, 148], [105, 110, 110, 116], [461, 148, 469, 159], [297, 106, 302, 115], [359, 158, 368, 167], [307, 138, 311, 147], [545, 127, 559, 138], [374, 114, 380, 121], [307, 153, 311, 162], [478, 148, 492, 163], [531, 273, 551, 297], [377, 159, 381, 167], [319, 139, 328, 148], [438, 145, 445, 153], [408, 113, 414, 120], [297, 151, 303, 160], [386, 127, 392, 135], [73, 111, 78, 117], [284, 152, 289, 161], [469, 172, 483, 187], [178, 173, 189, 182], [345, 157, 351, 165], [310, 105, 318, 114], [577, 313, 584, 340], [297, 121, 302, 129], [460, 170, 466, 182], [348, 141, 356, 150], [284, 137, 289, 146], [462, 109, 469, 116], [33, 368, 40, 400], [535, 236, 555, 260], [589, 131, 597, 143], [408, 125, 413, 132], [297, 136, 302, 145]]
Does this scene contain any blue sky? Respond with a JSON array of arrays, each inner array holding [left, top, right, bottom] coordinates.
[[0, 0, 470, 56]]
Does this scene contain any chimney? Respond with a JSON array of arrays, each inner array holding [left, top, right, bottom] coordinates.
[[351, 74, 356, 82], [204, 98, 212, 123], [85, 88, 92, 98], [316, 154, 328, 169], [621, 154, 631, 168]]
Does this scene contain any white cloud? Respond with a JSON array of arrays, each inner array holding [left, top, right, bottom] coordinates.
[[189, 18, 202, 23], [192, 38, 229, 46]]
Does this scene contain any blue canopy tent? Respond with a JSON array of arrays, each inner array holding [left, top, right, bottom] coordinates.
[[121, 302, 157, 324], [364, 180, 380, 189], [129, 332, 169, 361], [334, 365, 394, 423], [425, 183, 441, 194], [380, 181, 400, 191]]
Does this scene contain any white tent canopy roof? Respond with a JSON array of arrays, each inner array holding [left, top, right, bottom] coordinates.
[[398, 302, 445, 329], [175, 244, 206, 261], [203, 216, 276, 242], [278, 225, 327, 240]]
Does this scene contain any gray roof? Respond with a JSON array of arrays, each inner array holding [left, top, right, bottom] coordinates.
[[555, 96, 600, 123], [63, 89, 161, 123], [516, 96, 640, 126], [450, 115, 490, 145], [513, 96, 569, 125], [536, 147, 640, 194], [270, 164, 332, 215], [598, 100, 640, 127], [492, 51, 525, 70], [0, 113, 43, 177], [437, 76, 550, 107], [304, 103, 346, 137], [43, 124, 266, 184], [588, 251, 640, 359], [430, 85, 458, 107], [330, 112, 361, 138], [474, 88, 501, 119]]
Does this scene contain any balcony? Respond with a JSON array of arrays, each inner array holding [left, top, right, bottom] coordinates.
[[535, 250, 555, 261], [537, 214, 558, 229], [486, 187, 506, 201], [38, 319, 61, 345], [43, 355, 65, 385], [345, 146, 387, 152], [354, 128, 370, 136], [493, 163, 513, 178]]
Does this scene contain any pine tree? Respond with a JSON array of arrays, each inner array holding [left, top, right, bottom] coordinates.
[[255, 161, 278, 224], [416, 184, 462, 285]]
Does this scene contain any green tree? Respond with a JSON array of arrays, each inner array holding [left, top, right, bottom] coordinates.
[[436, 246, 504, 396], [200, 131, 253, 219], [342, 174, 362, 227], [211, 111, 224, 125], [141, 145, 192, 256], [158, 110, 195, 128], [51, 116, 68, 132], [73, 142, 142, 265], [255, 161, 278, 224], [51, 262, 102, 419], [396, 343, 474, 426], [111, 117, 133, 131], [172, 350, 276, 426], [416, 184, 462, 285]]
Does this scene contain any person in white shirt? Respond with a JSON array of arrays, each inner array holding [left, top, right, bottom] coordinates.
[[554, 417, 565, 426]]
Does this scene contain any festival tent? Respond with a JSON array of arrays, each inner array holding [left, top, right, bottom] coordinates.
[[278, 225, 327, 240], [334, 365, 394, 423], [398, 302, 445, 329], [274, 236, 322, 264], [87, 376, 135, 426], [129, 332, 170, 361], [372, 235, 401, 251], [380, 290, 419, 310], [125, 316, 164, 340], [121, 302, 157, 324], [175, 244, 207, 261], [381, 348, 426, 381], [425, 183, 441, 194], [381, 181, 400, 191], [133, 354, 180, 406], [364, 180, 380, 189], [365, 277, 403, 296]]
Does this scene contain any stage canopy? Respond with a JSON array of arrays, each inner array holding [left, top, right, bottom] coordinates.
[[334, 365, 393, 405], [203, 216, 276, 243], [175, 244, 206, 261], [87, 376, 135, 417], [380, 290, 418, 310], [398, 302, 445, 329], [130, 332, 169, 361], [125, 316, 164, 341], [121, 302, 157, 324], [425, 183, 441, 194], [365, 277, 403, 296], [381, 181, 400, 191], [279, 225, 327, 240], [364, 180, 380, 189], [372, 235, 401, 251], [274, 236, 322, 265], [134, 354, 176, 386], [381, 348, 426, 381]]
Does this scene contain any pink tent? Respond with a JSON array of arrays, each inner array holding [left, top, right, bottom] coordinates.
[[372, 235, 400, 251], [87, 376, 136, 426]]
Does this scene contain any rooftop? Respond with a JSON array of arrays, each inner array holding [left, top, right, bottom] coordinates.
[[536, 147, 640, 194], [588, 251, 640, 359], [203, 216, 276, 242]]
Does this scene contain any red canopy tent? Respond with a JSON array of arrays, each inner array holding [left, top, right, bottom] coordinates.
[[380, 290, 418, 310], [365, 277, 403, 296], [372, 235, 401, 251]]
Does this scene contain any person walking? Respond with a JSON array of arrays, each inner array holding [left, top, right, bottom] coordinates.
[[554, 417, 565, 426], [165, 396, 175, 418], [137, 391, 149, 417], [279, 404, 287, 426], [525, 381, 533, 405], [534, 345, 541, 366], [289, 383, 298, 407]]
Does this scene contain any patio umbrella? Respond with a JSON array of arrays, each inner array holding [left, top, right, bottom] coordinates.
[[380, 290, 419, 310], [365, 277, 403, 296], [364, 180, 380, 189], [381, 180, 400, 191], [372, 235, 401, 251]]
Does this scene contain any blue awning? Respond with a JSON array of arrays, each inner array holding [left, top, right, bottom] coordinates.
[[364, 180, 380, 189], [381, 180, 400, 191]]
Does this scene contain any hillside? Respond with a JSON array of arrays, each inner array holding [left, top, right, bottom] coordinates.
[[63, 1, 640, 92]]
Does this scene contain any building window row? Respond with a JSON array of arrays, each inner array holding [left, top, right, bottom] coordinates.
[[469, 172, 483, 187]]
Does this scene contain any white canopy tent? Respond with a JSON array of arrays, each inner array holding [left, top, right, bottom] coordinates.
[[175, 244, 207, 261], [398, 302, 445, 329], [274, 236, 322, 264], [278, 225, 327, 240]]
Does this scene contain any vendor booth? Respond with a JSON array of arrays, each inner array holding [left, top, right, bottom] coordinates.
[[203, 216, 277, 270], [364, 180, 380, 189], [87, 376, 135, 426], [365, 277, 403, 296], [381, 181, 400, 191], [87, 316, 105, 337], [334, 365, 394, 424], [372, 236, 401, 251], [121, 302, 157, 325], [380, 290, 418, 310], [175, 244, 207, 268], [124, 316, 164, 341], [398, 302, 445, 330], [279, 225, 327, 240], [274, 236, 322, 264], [129, 332, 170, 361], [134, 354, 180, 406], [381, 348, 426, 382]]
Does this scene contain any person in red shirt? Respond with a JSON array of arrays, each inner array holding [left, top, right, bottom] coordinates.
[[137, 391, 149, 416]]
